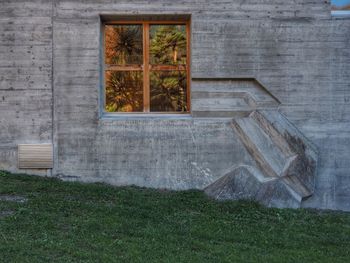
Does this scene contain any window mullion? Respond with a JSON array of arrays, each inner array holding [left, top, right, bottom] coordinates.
[[186, 21, 191, 112], [143, 22, 150, 112]]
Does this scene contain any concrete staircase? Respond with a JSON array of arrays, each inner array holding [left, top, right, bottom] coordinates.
[[204, 103, 317, 208], [191, 78, 280, 117]]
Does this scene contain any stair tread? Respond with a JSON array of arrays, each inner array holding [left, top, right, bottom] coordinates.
[[251, 111, 295, 157], [282, 176, 312, 199], [192, 97, 251, 111], [234, 117, 290, 176]]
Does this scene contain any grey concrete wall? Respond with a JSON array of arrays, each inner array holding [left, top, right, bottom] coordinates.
[[0, 0, 53, 176], [0, 0, 349, 210]]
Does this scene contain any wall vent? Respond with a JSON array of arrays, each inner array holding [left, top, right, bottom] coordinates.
[[18, 144, 53, 169]]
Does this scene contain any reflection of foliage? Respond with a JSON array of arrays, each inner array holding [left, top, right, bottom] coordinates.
[[150, 71, 187, 112], [150, 26, 186, 65], [105, 25, 142, 64], [105, 24, 188, 113], [150, 25, 187, 112], [105, 71, 143, 112]]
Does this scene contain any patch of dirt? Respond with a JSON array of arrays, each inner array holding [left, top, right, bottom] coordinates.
[[0, 195, 28, 203], [0, 210, 15, 218]]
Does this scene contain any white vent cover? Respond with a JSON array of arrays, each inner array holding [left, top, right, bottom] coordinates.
[[18, 144, 53, 169]]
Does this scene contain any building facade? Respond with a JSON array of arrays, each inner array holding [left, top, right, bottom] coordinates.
[[0, 0, 349, 210]]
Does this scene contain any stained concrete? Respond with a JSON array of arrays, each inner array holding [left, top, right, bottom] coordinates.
[[0, 0, 349, 210], [206, 110, 317, 208]]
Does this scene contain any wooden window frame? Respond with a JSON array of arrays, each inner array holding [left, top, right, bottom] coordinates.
[[102, 20, 191, 115]]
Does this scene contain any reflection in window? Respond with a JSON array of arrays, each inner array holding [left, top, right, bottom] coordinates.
[[150, 71, 187, 112], [103, 22, 190, 113], [150, 25, 187, 65], [105, 25, 143, 65], [331, 0, 350, 16], [105, 71, 143, 112]]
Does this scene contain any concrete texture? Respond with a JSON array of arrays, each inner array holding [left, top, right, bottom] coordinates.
[[0, 0, 349, 210], [206, 110, 317, 208], [204, 166, 306, 209]]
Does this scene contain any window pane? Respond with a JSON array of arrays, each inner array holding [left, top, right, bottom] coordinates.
[[150, 25, 187, 65], [331, 0, 350, 10], [105, 25, 143, 65], [150, 71, 187, 112], [105, 71, 143, 112]]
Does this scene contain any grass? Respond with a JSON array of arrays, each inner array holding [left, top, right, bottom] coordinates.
[[0, 171, 349, 262]]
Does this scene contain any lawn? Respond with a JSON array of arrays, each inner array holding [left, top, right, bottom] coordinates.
[[0, 171, 349, 262]]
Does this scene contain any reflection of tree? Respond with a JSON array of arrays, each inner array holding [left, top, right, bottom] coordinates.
[[150, 26, 186, 64], [105, 71, 143, 112], [151, 71, 187, 112], [105, 24, 188, 112], [105, 25, 142, 64], [150, 25, 187, 112]]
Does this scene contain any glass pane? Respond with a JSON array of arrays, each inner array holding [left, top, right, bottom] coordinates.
[[150, 25, 187, 65], [105, 25, 143, 65], [150, 71, 187, 112], [331, 0, 350, 10], [105, 71, 143, 112]]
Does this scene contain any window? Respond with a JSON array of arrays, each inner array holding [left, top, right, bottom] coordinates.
[[331, 0, 350, 17], [103, 21, 190, 114]]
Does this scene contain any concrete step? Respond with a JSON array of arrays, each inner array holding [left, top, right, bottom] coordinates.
[[192, 92, 253, 117], [191, 79, 280, 109], [250, 111, 295, 157], [204, 165, 311, 208], [232, 117, 291, 178], [205, 108, 317, 208], [253, 110, 318, 191], [256, 110, 317, 156], [282, 175, 313, 201], [191, 86, 279, 118], [204, 165, 277, 202]]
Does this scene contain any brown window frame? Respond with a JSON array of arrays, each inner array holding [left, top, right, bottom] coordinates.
[[102, 20, 191, 114]]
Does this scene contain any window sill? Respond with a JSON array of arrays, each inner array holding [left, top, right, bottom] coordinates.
[[100, 113, 193, 120]]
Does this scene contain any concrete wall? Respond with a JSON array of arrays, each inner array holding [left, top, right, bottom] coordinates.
[[0, 0, 53, 176], [0, 0, 349, 210]]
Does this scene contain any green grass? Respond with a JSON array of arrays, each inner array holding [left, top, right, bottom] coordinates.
[[0, 171, 349, 262]]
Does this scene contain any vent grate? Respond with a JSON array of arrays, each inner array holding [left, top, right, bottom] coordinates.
[[18, 144, 53, 169]]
